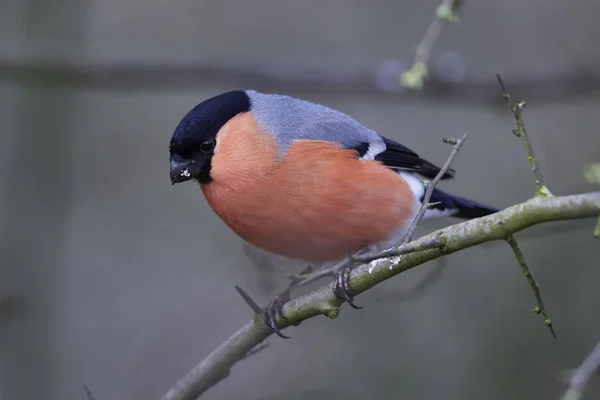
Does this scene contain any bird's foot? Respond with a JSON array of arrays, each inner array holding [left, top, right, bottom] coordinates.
[[261, 288, 304, 339], [332, 263, 363, 309], [261, 271, 310, 339]]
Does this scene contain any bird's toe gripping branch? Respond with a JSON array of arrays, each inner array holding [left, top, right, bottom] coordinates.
[[332, 263, 363, 310], [261, 290, 301, 339]]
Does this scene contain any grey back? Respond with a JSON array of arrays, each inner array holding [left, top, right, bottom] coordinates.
[[246, 90, 386, 159]]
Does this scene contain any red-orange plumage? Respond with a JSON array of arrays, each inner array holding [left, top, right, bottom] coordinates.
[[201, 112, 417, 262]]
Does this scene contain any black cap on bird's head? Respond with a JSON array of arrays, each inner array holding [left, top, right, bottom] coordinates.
[[169, 90, 251, 185]]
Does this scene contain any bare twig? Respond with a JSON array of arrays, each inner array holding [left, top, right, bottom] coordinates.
[[560, 341, 600, 400], [497, 74, 552, 198], [400, 0, 462, 90], [403, 134, 468, 245], [497, 75, 557, 339], [159, 191, 600, 400], [594, 217, 600, 238], [505, 235, 556, 339]]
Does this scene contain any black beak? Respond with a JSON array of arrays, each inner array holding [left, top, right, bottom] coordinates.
[[170, 159, 201, 185]]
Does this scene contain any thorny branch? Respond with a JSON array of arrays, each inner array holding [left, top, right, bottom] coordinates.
[[560, 341, 600, 400], [497, 74, 557, 337], [497, 74, 552, 198], [506, 235, 555, 339], [400, 0, 462, 90], [160, 191, 600, 400]]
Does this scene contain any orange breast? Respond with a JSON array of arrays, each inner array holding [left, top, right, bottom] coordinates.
[[201, 112, 417, 263]]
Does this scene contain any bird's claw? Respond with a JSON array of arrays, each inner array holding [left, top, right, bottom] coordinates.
[[261, 290, 300, 339], [332, 264, 363, 309]]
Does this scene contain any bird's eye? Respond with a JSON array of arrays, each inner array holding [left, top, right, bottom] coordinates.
[[200, 139, 215, 153]]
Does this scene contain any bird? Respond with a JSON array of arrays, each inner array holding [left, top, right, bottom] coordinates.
[[169, 90, 498, 336]]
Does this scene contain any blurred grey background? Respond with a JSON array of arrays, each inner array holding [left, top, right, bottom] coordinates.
[[1, 0, 599, 399]]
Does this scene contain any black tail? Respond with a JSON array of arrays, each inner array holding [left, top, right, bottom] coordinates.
[[428, 188, 499, 219]]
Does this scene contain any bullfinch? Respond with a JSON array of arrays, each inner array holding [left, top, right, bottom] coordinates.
[[169, 90, 498, 334]]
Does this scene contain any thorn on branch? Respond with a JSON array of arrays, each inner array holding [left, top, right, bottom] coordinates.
[[236, 267, 308, 339], [505, 235, 556, 339], [234, 285, 262, 314], [496, 74, 552, 198]]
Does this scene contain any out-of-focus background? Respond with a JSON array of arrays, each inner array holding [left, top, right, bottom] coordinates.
[[1, 1, 599, 399]]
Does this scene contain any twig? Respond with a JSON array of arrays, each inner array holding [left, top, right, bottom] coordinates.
[[402, 134, 468, 245], [594, 216, 600, 238], [496, 74, 552, 198], [560, 341, 600, 400], [505, 235, 556, 339], [400, 0, 462, 90], [159, 191, 600, 400]]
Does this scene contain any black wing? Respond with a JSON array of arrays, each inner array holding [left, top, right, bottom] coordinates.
[[373, 135, 455, 180]]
